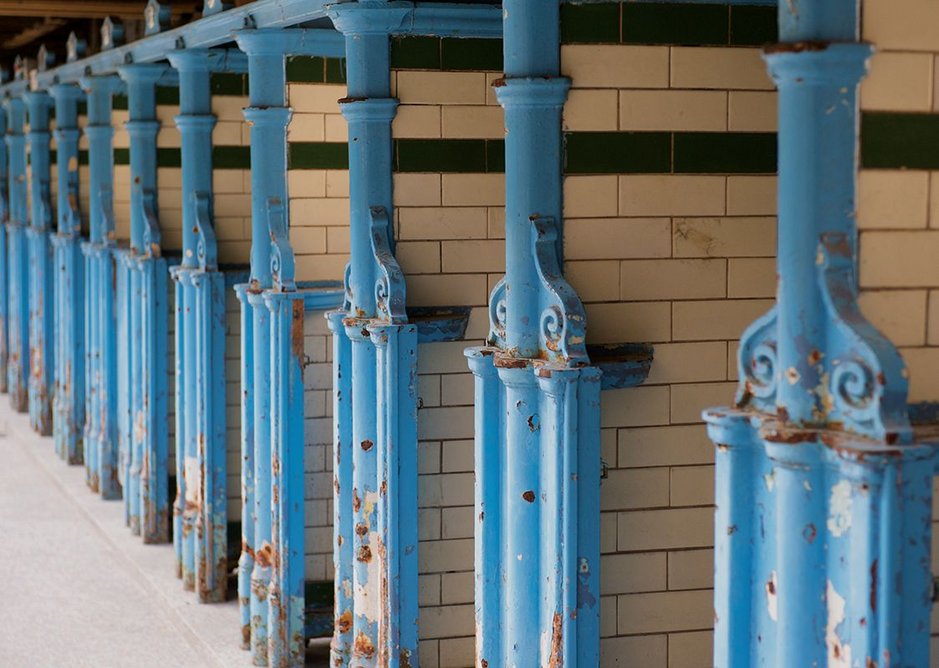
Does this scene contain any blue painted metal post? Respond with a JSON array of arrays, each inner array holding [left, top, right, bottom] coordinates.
[[0, 90, 8, 396], [166, 48, 228, 603], [49, 81, 85, 464], [704, 2, 935, 667], [5, 91, 29, 413], [118, 62, 171, 543], [234, 30, 288, 663], [464, 2, 607, 666], [326, 4, 421, 665], [24, 88, 54, 435], [80, 73, 122, 497]]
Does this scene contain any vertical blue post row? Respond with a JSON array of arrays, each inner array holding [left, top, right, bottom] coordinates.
[[704, 1, 935, 666], [234, 31, 286, 663], [49, 82, 85, 464], [118, 63, 171, 544], [326, 4, 421, 665], [0, 96, 8, 396], [5, 93, 29, 412], [24, 89, 54, 435], [80, 73, 122, 498], [464, 2, 606, 666], [166, 48, 228, 604]]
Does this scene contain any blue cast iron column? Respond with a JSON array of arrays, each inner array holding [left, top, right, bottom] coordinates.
[[0, 94, 8, 395], [704, 2, 935, 666], [235, 29, 289, 667], [5, 92, 29, 412], [327, 4, 420, 665], [465, 2, 606, 666], [80, 73, 122, 497], [166, 48, 228, 603], [117, 62, 171, 544], [24, 88, 54, 435], [235, 27, 345, 667], [49, 82, 85, 464]]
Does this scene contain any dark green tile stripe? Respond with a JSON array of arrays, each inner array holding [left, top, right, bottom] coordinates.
[[674, 132, 776, 173], [391, 36, 503, 71], [211, 72, 248, 97], [286, 56, 347, 84], [289, 142, 349, 170], [861, 112, 939, 170], [566, 132, 671, 173], [114, 146, 246, 169], [156, 86, 180, 106], [114, 148, 129, 165], [561, 2, 777, 46]]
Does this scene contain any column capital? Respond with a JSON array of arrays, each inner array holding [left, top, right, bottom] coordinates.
[[764, 42, 872, 88], [326, 1, 412, 36], [48, 82, 84, 103], [117, 62, 172, 87], [78, 73, 123, 95], [166, 48, 214, 73], [242, 106, 292, 128], [494, 77, 571, 110]]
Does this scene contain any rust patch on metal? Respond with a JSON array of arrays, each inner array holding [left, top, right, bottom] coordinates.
[[803, 523, 817, 543], [548, 611, 563, 668], [352, 487, 361, 512], [353, 631, 375, 659], [361, 439, 374, 452], [291, 299, 304, 359], [355, 523, 368, 537], [522, 490, 536, 503], [241, 623, 251, 649], [337, 609, 353, 634], [870, 559, 878, 612], [357, 545, 372, 563], [256, 541, 274, 568]]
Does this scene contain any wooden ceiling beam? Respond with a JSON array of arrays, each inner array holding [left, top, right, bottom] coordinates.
[[0, 1, 197, 19]]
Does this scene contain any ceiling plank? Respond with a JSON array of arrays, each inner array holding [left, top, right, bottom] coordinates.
[[0, 1, 197, 19]]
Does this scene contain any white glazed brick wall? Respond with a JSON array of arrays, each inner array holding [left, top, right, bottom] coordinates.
[[860, 2, 939, 655], [225, 288, 243, 517], [303, 309, 334, 581], [560, 41, 775, 667], [287, 82, 351, 283]]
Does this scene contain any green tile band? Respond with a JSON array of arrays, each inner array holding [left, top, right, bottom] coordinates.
[[861, 112, 939, 170], [565, 132, 671, 174], [673, 132, 777, 173], [286, 56, 347, 84], [390, 36, 503, 71], [288, 142, 349, 170], [211, 72, 248, 97], [560, 2, 777, 46]]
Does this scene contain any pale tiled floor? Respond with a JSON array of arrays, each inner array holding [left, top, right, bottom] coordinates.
[[0, 402, 330, 668]]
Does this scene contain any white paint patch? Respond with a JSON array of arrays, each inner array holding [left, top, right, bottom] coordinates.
[[827, 480, 852, 537], [826, 580, 851, 668], [184, 456, 201, 504], [764, 470, 776, 492], [766, 571, 777, 621], [803, 479, 812, 492], [353, 531, 383, 624]]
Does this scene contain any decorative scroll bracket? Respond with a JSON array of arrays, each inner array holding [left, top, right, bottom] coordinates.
[[99, 185, 116, 242], [141, 187, 161, 257], [369, 206, 407, 324], [193, 190, 217, 271], [532, 215, 589, 366], [37, 180, 53, 231], [268, 196, 295, 293]]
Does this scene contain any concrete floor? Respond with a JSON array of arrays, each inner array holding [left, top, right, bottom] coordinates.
[[0, 402, 329, 668]]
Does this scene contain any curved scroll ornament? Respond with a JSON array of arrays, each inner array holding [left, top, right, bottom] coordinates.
[[99, 185, 117, 242], [37, 180, 53, 231], [369, 206, 406, 324], [486, 277, 507, 348], [140, 188, 161, 257], [531, 216, 589, 366], [817, 232, 911, 442], [341, 261, 353, 313], [193, 191, 217, 271], [64, 180, 81, 236], [734, 306, 778, 413], [268, 197, 296, 293]]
